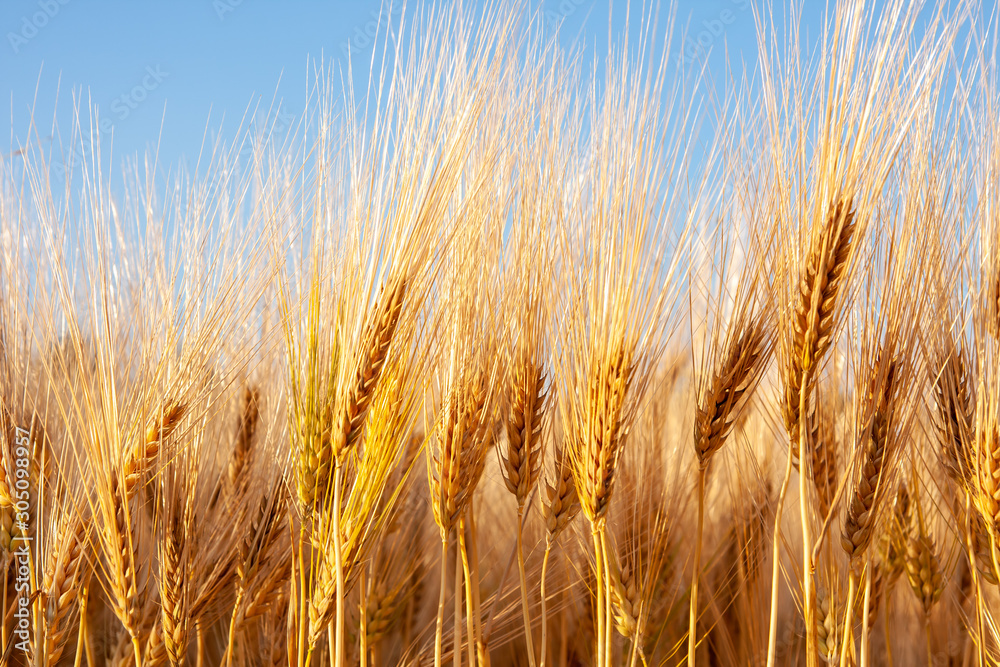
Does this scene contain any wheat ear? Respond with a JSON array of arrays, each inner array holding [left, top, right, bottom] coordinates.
[[42, 510, 90, 665], [841, 358, 900, 563], [932, 347, 975, 486], [227, 386, 261, 496], [125, 401, 186, 498], [160, 511, 188, 667], [332, 275, 407, 464]]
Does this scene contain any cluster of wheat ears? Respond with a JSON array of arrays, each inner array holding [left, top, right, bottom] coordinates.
[[1, 0, 999, 665]]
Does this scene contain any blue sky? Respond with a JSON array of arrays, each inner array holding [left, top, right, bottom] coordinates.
[[1, 1, 830, 180]]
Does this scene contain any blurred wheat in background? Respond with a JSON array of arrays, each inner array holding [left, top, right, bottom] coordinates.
[[1, 0, 999, 665]]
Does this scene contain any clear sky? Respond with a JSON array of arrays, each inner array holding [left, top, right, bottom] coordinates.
[[0, 0, 866, 182]]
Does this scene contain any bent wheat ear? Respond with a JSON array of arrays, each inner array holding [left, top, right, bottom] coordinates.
[[125, 401, 186, 498], [785, 199, 856, 458], [695, 317, 769, 469], [332, 275, 407, 463]]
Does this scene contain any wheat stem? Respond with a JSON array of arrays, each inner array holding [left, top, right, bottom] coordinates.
[[688, 468, 706, 666], [593, 525, 605, 667], [766, 448, 796, 667], [73, 578, 89, 667], [224, 589, 245, 667], [600, 527, 614, 666], [539, 541, 552, 667], [435, 535, 449, 667], [332, 464, 346, 667], [513, 505, 537, 667], [799, 368, 817, 667], [839, 568, 857, 667], [359, 569, 368, 667], [468, 507, 487, 667], [453, 538, 463, 667], [131, 635, 143, 667], [924, 614, 933, 666], [196, 623, 205, 667], [459, 515, 476, 667]]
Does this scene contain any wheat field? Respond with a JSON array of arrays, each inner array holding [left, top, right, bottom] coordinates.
[[1, 0, 999, 665]]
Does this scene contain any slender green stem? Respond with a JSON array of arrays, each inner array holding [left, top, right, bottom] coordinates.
[[540, 542, 553, 667], [688, 468, 706, 666], [766, 446, 796, 667], [515, 506, 537, 667]]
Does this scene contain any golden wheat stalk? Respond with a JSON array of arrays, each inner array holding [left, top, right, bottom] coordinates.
[[770, 198, 856, 667], [690, 314, 770, 665]]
